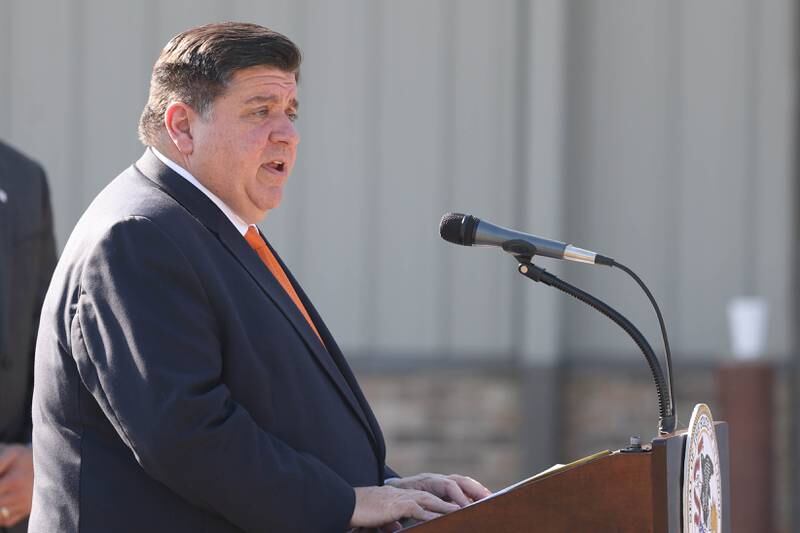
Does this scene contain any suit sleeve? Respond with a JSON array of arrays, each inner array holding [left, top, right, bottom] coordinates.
[[383, 465, 400, 482], [23, 166, 57, 442], [71, 216, 355, 532]]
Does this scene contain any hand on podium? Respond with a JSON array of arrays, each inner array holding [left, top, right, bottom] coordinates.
[[0, 444, 34, 528], [349, 473, 491, 531], [384, 474, 491, 506]]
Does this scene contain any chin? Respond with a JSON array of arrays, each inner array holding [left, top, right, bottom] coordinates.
[[261, 190, 284, 210], [246, 189, 283, 216]]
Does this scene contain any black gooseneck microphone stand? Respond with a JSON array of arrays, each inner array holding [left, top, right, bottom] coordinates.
[[504, 240, 677, 436]]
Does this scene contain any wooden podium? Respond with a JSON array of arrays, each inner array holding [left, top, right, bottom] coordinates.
[[403, 422, 729, 532]]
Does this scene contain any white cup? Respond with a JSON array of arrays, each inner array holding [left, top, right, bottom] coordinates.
[[727, 296, 768, 360]]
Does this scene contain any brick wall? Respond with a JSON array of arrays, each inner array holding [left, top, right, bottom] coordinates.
[[356, 360, 791, 530], [358, 369, 522, 491]]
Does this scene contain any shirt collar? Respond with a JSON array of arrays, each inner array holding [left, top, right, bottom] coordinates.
[[150, 147, 253, 236]]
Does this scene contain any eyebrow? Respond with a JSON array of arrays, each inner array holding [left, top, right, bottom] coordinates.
[[244, 95, 299, 110]]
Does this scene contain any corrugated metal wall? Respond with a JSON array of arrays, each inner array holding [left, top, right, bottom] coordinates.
[[0, 0, 794, 363]]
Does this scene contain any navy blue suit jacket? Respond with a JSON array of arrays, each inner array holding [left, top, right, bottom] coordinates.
[[30, 149, 392, 532]]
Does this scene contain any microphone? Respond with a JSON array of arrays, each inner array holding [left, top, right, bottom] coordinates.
[[439, 213, 613, 266], [440, 211, 677, 434]]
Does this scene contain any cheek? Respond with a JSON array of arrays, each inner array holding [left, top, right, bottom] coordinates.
[[242, 128, 273, 158], [197, 128, 236, 162]]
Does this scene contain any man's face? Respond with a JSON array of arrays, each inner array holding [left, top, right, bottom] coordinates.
[[187, 66, 299, 223]]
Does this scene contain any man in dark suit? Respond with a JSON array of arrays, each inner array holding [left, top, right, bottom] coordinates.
[[0, 140, 57, 533], [30, 22, 489, 532]]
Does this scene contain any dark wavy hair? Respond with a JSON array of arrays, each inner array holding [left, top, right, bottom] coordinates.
[[138, 22, 301, 145]]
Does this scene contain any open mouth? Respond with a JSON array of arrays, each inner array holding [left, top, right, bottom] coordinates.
[[265, 160, 286, 172]]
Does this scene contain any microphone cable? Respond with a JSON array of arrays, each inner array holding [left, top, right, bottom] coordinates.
[[608, 259, 677, 430]]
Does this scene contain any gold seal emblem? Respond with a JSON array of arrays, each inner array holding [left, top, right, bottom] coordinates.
[[683, 403, 723, 533]]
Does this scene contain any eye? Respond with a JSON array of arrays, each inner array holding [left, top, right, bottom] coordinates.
[[287, 111, 299, 123], [254, 107, 269, 117]]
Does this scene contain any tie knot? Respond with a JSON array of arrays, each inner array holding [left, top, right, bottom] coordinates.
[[245, 226, 267, 252]]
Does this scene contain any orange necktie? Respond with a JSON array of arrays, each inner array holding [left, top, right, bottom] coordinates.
[[244, 226, 324, 344]]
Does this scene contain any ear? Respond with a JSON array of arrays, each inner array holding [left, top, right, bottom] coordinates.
[[164, 102, 196, 155]]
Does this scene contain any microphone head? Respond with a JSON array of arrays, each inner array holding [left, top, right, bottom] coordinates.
[[439, 212, 480, 246]]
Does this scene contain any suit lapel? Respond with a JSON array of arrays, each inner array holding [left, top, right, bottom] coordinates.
[[0, 166, 8, 357], [221, 226, 378, 447], [133, 149, 380, 452], [280, 261, 385, 459], [261, 235, 380, 449]]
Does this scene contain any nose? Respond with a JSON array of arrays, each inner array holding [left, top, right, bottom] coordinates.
[[270, 114, 300, 146]]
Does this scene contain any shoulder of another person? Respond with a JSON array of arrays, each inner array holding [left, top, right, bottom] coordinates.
[[0, 141, 47, 203], [0, 141, 45, 179]]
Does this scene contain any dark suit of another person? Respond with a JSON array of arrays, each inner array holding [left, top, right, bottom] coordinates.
[[0, 140, 57, 533], [29, 149, 394, 532]]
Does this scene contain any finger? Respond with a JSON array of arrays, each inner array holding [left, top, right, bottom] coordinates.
[[0, 478, 11, 498], [0, 471, 23, 498], [6, 511, 25, 528], [0, 503, 13, 527], [406, 502, 443, 523], [414, 491, 460, 515], [0, 489, 16, 506], [3, 511, 22, 528], [0, 449, 14, 477], [379, 521, 403, 533], [449, 475, 492, 500], [436, 478, 471, 507], [0, 487, 28, 521]]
